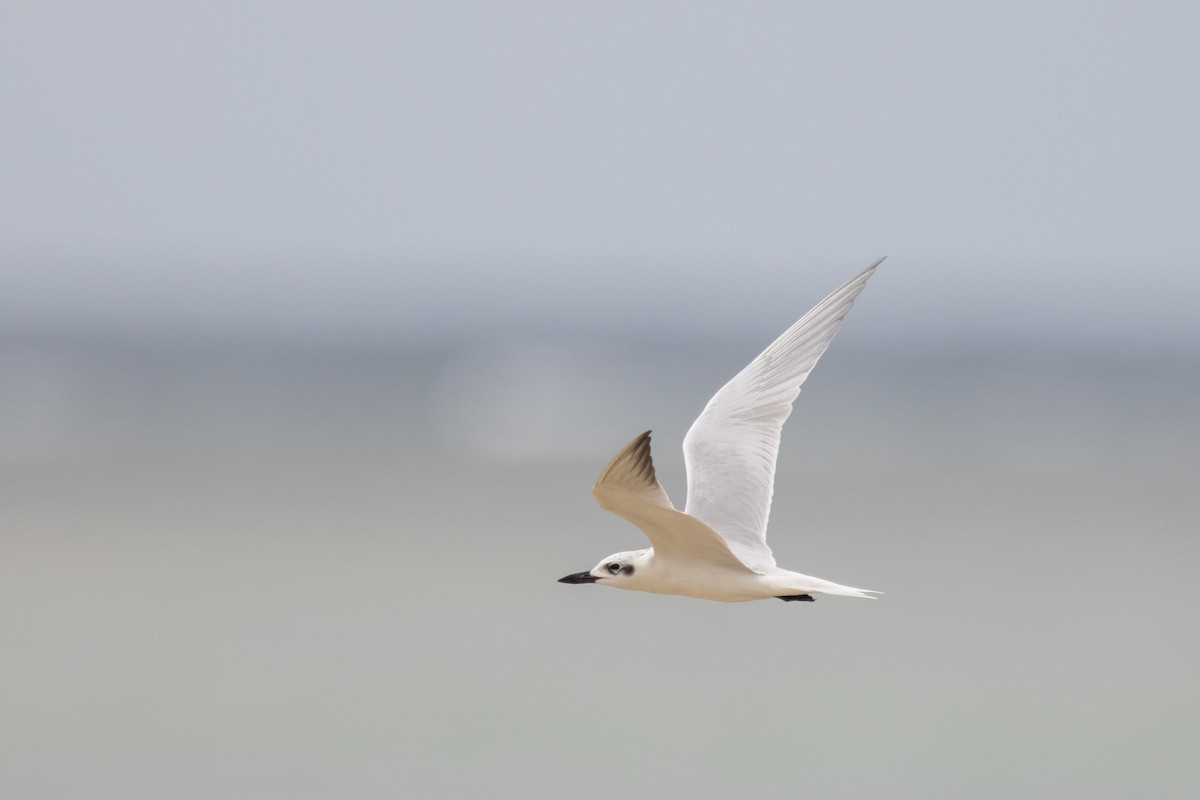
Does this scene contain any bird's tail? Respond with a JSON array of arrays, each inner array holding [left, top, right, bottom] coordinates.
[[786, 573, 881, 599], [820, 585, 881, 599]]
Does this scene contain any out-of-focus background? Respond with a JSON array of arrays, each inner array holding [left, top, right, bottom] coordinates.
[[3, 2, 1198, 798]]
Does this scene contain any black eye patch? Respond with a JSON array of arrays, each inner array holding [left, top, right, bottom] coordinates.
[[620, 565, 634, 575]]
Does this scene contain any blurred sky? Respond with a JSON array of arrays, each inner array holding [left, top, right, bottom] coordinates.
[[3, 5, 1200, 799], [3, 1, 1198, 348]]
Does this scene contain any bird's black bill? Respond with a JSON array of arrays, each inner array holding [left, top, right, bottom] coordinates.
[[558, 572, 599, 584]]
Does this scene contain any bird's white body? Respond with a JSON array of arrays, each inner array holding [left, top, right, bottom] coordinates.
[[609, 547, 875, 603], [559, 258, 886, 604]]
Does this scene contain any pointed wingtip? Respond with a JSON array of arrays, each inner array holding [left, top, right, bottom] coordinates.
[[591, 429, 676, 512], [849, 257, 887, 283], [592, 430, 662, 494]]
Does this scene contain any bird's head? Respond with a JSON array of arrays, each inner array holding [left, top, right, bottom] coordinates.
[[558, 549, 649, 588]]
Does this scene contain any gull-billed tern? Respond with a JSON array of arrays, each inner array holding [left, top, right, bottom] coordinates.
[[559, 258, 886, 603]]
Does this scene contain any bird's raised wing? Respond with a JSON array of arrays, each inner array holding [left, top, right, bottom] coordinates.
[[592, 431, 756, 573], [682, 258, 885, 571]]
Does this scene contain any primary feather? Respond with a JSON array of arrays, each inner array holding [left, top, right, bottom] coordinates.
[[592, 432, 754, 572], [682, 258, 885, 570]]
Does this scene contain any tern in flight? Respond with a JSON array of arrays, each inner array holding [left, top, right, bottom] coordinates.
[[559, 258, 886, 603]]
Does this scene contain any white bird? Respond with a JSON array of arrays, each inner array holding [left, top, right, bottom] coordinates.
[[559, 258, 886, 603]]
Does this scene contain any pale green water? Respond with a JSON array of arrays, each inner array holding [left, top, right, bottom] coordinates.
[[2, 339, 1197, 798]]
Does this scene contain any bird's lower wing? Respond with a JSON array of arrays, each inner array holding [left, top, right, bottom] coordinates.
[[592, 432, 757, 573], [682, 258, 885, 570]]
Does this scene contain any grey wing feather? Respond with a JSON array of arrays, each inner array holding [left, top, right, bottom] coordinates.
[[593, 431, 756, 572], [682, 258, 885, 570], [592, 430, 674, 511]]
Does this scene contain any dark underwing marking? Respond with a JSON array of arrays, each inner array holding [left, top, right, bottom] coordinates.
[[777, 594, 815, 602]]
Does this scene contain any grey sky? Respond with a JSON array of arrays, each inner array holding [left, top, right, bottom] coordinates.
[[3, 1, 1197, 346], [4, 8, 1200, 794]]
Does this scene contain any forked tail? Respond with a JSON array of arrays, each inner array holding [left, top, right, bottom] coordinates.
[[783, 573, 880, 599]]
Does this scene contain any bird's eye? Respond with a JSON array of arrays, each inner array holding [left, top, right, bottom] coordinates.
[[606, 563, 622, 575]]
